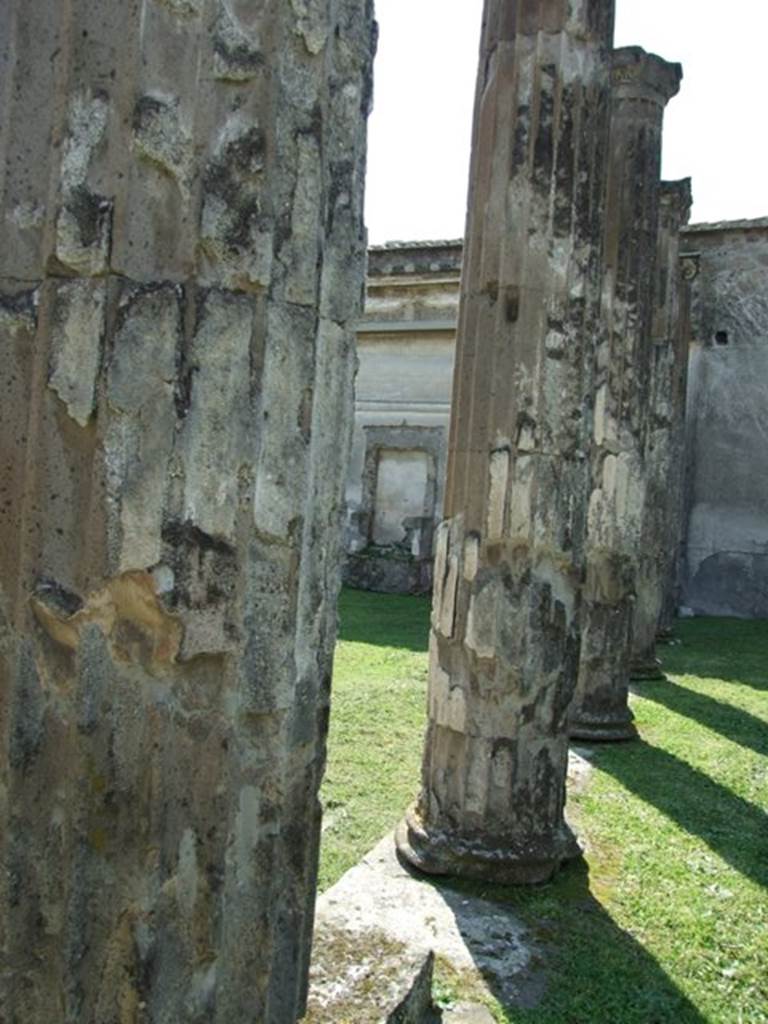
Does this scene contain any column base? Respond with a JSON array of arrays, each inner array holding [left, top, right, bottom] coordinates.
[[569, 711, 638, 743], [630, 657, 664, 680], [395, 807, 582, 886]]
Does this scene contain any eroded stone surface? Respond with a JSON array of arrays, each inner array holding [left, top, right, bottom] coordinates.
[[440, 1005, 496, 1024], [54, 90, 112, 275], [0, 3, 374, 1021], [132, 92, 194, 195], [304, 921, 434, 1024], [213, 2, 264, 81], [48, 279, 107, 426]]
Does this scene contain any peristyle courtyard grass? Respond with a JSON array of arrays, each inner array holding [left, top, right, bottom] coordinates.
[[320, 589, 768, 1023]]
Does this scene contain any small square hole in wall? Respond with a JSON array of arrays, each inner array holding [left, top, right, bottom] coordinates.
[[714, 330, 730, 346]]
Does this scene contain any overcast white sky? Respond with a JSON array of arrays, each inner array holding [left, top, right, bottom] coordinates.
[[365, 1, 768, 244]]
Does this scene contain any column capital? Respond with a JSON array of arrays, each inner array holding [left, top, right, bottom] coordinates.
[[660, 178, 694, 230], [611, 46, 682, 105]]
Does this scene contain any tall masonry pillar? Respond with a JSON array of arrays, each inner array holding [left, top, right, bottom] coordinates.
[[0, 2, 374, 1021], [570, 47, 681, 742], [632, 179, 693, 676], [396, 0, 616, 885]]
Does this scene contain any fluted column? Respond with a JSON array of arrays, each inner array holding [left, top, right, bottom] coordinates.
[[396, 0, 615, 886], [631, 180, 693, 676], [570, 47, 681, 740], [0, 2, 374, 1021]]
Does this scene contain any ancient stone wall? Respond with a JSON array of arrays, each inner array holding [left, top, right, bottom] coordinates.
[[0, 2, 374, 1020], [351, 219, 768, 625], [345, 242, 460, 593], [680, 219, 768, 619]]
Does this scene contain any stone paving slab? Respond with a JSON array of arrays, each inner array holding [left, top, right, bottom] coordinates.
[[440, 1004, 496, 1023], [304, 921, 433, 1023], [312, 832, 537, 1013]]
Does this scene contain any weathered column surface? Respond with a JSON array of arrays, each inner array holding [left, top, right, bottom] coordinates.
[[631, 179, 693, 676], [659, 250, 699, 631], [0, 2, 374, 1021], [570, 47, 681, 741], [396, 0, 615, 885]]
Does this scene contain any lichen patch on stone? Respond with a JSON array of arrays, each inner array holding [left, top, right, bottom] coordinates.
[[31, 570, 182, 665], [154, 0, 203, 16], [132, 93, 193, 196], [291, 0, 328, 56], [199, 115, 272, 289], [55, 91, 112, 275], [213, 1, 264, 81]]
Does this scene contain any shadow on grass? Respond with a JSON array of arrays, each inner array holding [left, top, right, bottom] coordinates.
[[639, 676, 768, 758], [597, 740, 768, 891], [337, 586, 431, 652], [660, 617, 768, 691], [433, 858, 707, 1023]]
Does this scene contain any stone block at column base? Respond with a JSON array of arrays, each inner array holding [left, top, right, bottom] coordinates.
[[569, 708, 638, 742], [395, 807, 582, 887]]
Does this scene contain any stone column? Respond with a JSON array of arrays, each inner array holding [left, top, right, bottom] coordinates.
[[659, 249, 699, 632], [569, 47, 681, 741], [396, 0, 615, 885], [0, 2, 374, 1021], [632, 180, 693, 676]]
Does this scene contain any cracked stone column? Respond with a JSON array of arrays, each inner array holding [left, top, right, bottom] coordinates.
[[569, 48, 681, 740], [0, 2, 374, 1021], [632, 179, 693, 677], [395, 0, 615, 885]]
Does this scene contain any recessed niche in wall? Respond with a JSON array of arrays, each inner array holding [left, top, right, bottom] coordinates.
[[714, 330, 730, 346], [372, 448, 430, 545]]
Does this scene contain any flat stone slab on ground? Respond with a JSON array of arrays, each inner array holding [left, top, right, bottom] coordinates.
[[313, 832, 539, 1013], [304, 920, 434, 1023], [569, 745, 596, 793], [437, 1003, 496, 1023]]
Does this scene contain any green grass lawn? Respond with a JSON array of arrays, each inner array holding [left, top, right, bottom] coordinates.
[[320, 590, 768, 1023], [318, 587, 431, 890]]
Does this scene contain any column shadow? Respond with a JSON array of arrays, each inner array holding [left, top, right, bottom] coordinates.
[[659, 617, 768, 692], [596, 740, 768, 890], [638, 676, 768, 758], [432, 857, 708, 1023], [337, 586, 431, 652]]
